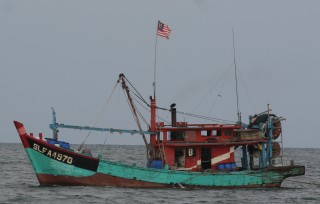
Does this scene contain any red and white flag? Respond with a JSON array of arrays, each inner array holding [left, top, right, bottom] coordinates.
[[157, 21, 172, 39]]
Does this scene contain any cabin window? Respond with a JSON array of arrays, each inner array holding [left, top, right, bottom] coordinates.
[[212, 130, 221, 136], [201, 130, 211, 136], [224, 129, 232, 136], [169, 131, 184, 141], [185, 131, 196, 140]]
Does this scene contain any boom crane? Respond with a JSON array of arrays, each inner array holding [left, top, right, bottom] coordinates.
[[117, 74, 149, 147]]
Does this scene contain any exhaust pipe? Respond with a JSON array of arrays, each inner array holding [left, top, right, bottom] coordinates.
[[171, 103, 176, 127]]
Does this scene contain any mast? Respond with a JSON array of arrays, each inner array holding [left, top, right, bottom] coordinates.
[[232, 28, 241, 124], [151, 35, 158, 144], [151, 22, 159, 144], [150, 96, 157, 144], [153, 22, 159, 100]]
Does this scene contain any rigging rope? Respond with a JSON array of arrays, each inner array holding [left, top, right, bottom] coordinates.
[[237, 68, 256, 113], [121, 86, 148, 146], [98, 133, 110, 159], [154, 106, 236, 124], [177, 111, 237, 124], [125, 77, 149, 106], [123, 75, 235, 125], [208, 63, 234, 115], [132, 95, 170, 124], [124, 76, 172, 125], [135, 106, 149, 127], [119, 73, 238, 139], [122, 89, 143, 128], [192, 62, 234, 114], [77, 81, 119, 152]]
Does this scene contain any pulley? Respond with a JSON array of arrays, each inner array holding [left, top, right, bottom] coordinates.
[[248, 113, 282, 139]]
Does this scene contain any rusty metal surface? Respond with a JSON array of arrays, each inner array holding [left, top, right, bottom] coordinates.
[[36, 173, 169, 188]]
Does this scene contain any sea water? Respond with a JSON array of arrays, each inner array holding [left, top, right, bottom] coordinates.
[[1, 143, 319, 204]]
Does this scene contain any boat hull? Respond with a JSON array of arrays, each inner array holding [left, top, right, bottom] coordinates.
[[34, 163, 304, 188], [25, 138, 305, 188], [35, 173, 282, 188], [15, 121, 305, 188]]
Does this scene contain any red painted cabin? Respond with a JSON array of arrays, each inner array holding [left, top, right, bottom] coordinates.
[[151, 121, 242, 172]]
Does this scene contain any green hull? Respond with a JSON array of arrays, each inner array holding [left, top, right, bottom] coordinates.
[[26, 147, 305, 188]]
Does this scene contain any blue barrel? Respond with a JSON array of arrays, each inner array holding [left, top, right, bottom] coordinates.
[[46, 138, 58, 145], [150, 160, 163, 169], [225, 163, 231, 169], [218, 163, 225, 170], [59, 141, 70, 149], [231, 162, 237, 169]]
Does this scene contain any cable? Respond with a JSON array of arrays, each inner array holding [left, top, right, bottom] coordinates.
[[237, 68, 256, 113], [78, 81, 119, 152], [192, 62, 234, 113], [208, 63, 234, 115], [177, 111, 236, 124], [125, 76, 149, 106]]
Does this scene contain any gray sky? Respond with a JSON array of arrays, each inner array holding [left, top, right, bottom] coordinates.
[[1, 0, 319, 148]]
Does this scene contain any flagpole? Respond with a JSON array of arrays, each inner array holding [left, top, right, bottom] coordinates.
[[150, 22, 159, 146], [153, 22, 159, 100]]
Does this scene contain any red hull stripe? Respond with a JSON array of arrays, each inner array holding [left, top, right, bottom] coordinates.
[[36, 173, 169, 188]]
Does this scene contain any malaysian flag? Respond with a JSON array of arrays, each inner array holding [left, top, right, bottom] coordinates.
[[157, 21, 172, 39]]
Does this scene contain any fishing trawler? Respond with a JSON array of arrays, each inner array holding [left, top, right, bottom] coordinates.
[[14, 73, 304, 188]]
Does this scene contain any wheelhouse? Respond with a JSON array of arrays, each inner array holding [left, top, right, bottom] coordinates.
[[150, 122, 242, 171]]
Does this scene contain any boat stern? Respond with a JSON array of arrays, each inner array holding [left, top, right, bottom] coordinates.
[[280, 165, 305, 179]]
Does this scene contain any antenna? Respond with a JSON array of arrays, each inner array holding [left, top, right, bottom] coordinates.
[[232, 28, 240, 123]]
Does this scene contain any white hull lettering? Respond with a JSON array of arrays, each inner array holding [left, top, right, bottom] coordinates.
[[32, 143, 73, 165]]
